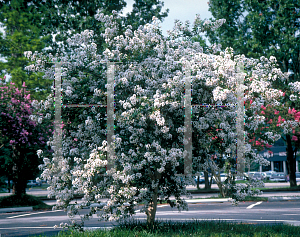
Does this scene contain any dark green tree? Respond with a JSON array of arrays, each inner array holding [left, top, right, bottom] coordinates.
[[206, 0, 245, 55], [0, 0, 53, 101], [207, 0, 300, 82], [125, 0, 169, 31]]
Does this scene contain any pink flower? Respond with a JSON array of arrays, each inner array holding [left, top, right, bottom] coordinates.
[[256, 141, 261, 146], [294, 112, 300, 120], [74, 138, 78, 141], [278, 116, 281, 123], [250, 100, 253, 104], [266, 144, 272, 148], [261, 111, 265, 114], [274, 110, 279, 115], [292, 136, 298, 141], [261, 105, 266, 110], [288, 108, 292, 114]]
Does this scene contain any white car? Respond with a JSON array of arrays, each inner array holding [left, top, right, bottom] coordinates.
[[264, 171, 277, 180], [213, 173, 228, 183], [269, 173, 287, 182], [296, 172, 300, 182], [27, 180, 42, 187], [248, 172, 263, 180]]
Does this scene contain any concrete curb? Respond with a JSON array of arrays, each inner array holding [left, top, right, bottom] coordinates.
[[1, 196, 300, 213], [186, 198, 232, 203], [0, 206, 33, 213], [268, 196, 300, 202]]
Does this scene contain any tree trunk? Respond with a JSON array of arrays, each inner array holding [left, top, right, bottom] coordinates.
[[13, 179, 26, 196], [12, 183, 16, 195], [7, 179, 11, 193], [215, 176, 226, 198], [11, 145, 27, 196], [146, 187, 158, 228], [286, 135, 297, 187], [204, 171, 211, 189], [196, 176, 200, 190]]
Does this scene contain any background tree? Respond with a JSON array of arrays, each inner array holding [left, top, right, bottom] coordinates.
[[0, 0, 54, 101], [207, 0, 300, 83], [245, 79, 300, 187], [0, 0, 169, 101], [207, 0, 300, 184], [205, 0, 245, 55], [125, 0, 169, 31], [0, 79, 53, 196]]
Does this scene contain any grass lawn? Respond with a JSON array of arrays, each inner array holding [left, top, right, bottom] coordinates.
[[0, 194, 52, 210], [39, 220, 300, 237]]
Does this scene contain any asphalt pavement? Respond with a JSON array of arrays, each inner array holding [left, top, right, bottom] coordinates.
[[1, 182, 300, 213]]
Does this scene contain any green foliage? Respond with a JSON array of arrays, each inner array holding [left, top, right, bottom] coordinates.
[[207, 0, 300, 83], [125, 0, 169, 31], [206, 0, 244, 53], [0, 0, 53, 101]]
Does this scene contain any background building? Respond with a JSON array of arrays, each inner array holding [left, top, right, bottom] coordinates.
[[258, 138, 300, 174]]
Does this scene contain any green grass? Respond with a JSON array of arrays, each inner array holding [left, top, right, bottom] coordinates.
[[39, 220, 300, 236], [0, 194, 52, 210], [242, 196, 268, 202]]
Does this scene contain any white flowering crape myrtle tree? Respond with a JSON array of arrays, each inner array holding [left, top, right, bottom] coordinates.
[[25, 10, 287, 228]]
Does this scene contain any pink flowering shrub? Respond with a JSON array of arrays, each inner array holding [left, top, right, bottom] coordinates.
[[0, 79, 53, 195]]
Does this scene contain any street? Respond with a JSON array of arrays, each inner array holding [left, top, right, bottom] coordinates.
[[0, 200, 300, 236]]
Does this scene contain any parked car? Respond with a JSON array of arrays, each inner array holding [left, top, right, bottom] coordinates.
[[213, 173, 228, 183], [235, 173, 245, 181], [248, 172, 263, 180], [194, 176, 205, 184], [264, 171, 277, 180], [269, 172, 287, 182], [260, 172, 267, 180], [296, 172, 300, 182], [27, 180, 42, 187], [194, 172, 215, 184]]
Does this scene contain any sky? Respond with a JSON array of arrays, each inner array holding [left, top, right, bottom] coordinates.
[[122, 0, 213, 35]]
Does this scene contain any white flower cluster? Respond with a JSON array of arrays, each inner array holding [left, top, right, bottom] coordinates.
[[289, 81, 300, 93]]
